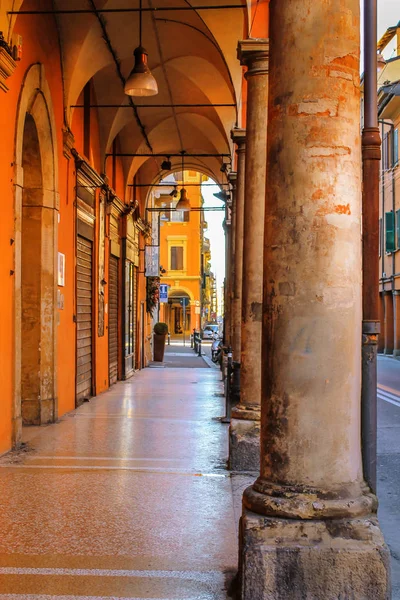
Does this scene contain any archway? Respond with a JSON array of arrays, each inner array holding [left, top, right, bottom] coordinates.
[[13, 64, 58, 444], [167, 289, 193, 336]]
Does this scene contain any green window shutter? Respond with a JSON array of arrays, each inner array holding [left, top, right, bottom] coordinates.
[[394, 129, 399, 165], [397, 210, 400, 249], [386, 211, 395, 253]]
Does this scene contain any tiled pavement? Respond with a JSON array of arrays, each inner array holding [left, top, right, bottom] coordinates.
[[0, 362, 240, 600]]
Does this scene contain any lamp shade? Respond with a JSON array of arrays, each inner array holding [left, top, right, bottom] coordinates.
[[124, 46, 158, 97], [175, 188, 191, 212]]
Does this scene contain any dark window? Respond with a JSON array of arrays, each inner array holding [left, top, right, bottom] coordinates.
[[382, 128, 399, 170], [379, 218, 382, 257], [171, 246, 184, 270], [383, 132, 391, 170], [385, 211, 395, 253]]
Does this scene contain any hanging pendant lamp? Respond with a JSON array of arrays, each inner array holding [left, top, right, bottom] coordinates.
[[124, 0, 158, 97], [175, 151, 191, 212]]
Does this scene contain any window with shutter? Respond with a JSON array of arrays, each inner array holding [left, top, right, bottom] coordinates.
[[386, 211, 395, 253], [171, 246, 184, 270]]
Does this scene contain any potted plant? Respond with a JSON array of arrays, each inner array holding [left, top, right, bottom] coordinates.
[[153, 322, 168, 362]]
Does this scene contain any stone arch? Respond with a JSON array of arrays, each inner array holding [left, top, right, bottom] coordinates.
[[168, 287, 195, 302], [13, 63, 59, 445]]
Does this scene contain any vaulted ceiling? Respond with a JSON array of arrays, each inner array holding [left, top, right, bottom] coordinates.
[[7, 0, 257, 190]]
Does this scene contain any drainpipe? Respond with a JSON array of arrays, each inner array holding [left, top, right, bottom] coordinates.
[[361, 0, 381, 494]]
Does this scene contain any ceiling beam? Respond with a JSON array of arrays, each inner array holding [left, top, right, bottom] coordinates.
[[9, 5, 245, 15], [106, 153, 231, 157], [128, 182, 231, 187], [71, 103, 236, 108]]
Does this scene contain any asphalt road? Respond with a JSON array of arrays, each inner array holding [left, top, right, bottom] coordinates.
[[378, 355, 400, 598]]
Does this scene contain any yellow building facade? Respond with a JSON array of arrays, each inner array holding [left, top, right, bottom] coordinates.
[[157, 171, 205, 335]]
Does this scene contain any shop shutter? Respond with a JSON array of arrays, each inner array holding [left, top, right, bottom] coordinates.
[[132, 266, 137, 368], [109, 255, 119, 385], [76, 236, 93, 404]]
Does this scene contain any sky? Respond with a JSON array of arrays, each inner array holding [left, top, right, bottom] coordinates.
[[203, 0, 400, 309]]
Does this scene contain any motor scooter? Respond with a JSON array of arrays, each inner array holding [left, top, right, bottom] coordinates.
[[211, 332, 222, 363]]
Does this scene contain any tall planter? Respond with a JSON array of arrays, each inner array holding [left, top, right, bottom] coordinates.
[[153, 333, 167, 362]]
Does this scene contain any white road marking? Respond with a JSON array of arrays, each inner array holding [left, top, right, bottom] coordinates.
[[378, 387, 400, 408]]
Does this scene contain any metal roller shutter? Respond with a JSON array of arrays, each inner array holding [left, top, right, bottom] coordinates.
[[76, 236, 93, 405], [132, 265, 137, 370], [109, 255, 119, 385]]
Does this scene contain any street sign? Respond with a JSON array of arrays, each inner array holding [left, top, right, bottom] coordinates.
[[160, 284, 168, 303], [180, 297, 190, 307]]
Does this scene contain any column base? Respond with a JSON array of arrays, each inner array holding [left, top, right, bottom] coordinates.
[[240, 509, 391, 600], [229, 418, 260, 472]]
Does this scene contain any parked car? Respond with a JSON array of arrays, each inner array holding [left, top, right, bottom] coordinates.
[[202, 324, 219, 340]]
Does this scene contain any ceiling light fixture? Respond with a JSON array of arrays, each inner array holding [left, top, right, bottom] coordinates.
[[175, 151, 191, 212], [124, 0, 158, 97], [161, 156, 172, 171]]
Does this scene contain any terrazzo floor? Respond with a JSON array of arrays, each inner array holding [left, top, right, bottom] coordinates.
[[0, 366, 238, 599]]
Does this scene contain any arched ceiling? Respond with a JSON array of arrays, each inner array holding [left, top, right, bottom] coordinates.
[[7, 0, 261, 189]]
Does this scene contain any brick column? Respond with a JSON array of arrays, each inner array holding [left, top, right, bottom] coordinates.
[[238, 2, 390, 597]]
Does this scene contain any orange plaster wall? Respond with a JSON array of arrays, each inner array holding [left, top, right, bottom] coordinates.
[[241, 0, 269, 129], [0, 0, 69, 453], [57, 151, 76, 419], [250, 0, 269, 38]]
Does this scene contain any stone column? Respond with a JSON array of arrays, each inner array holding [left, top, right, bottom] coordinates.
[[229, 40, 269, 471], [230, 129, 246, 361], [228, 171, 237, 345], [223, 201, 232, 346], [393, 290, 400, 356], [239, 2, 390, 598], [384, 290, 394, 354]]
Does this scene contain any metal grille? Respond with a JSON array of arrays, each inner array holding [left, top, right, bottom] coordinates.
[[76, 236, 93, 404], [109, 255, 119, 385]]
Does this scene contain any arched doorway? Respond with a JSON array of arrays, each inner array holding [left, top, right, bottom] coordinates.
[[13, 65, 58, 444], [167, 290, 192, 335]]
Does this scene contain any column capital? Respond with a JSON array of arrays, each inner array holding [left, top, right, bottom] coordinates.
[[230, 127, 246, 148], [228, 171, 237, 186], [237, 38, 269, 78]]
